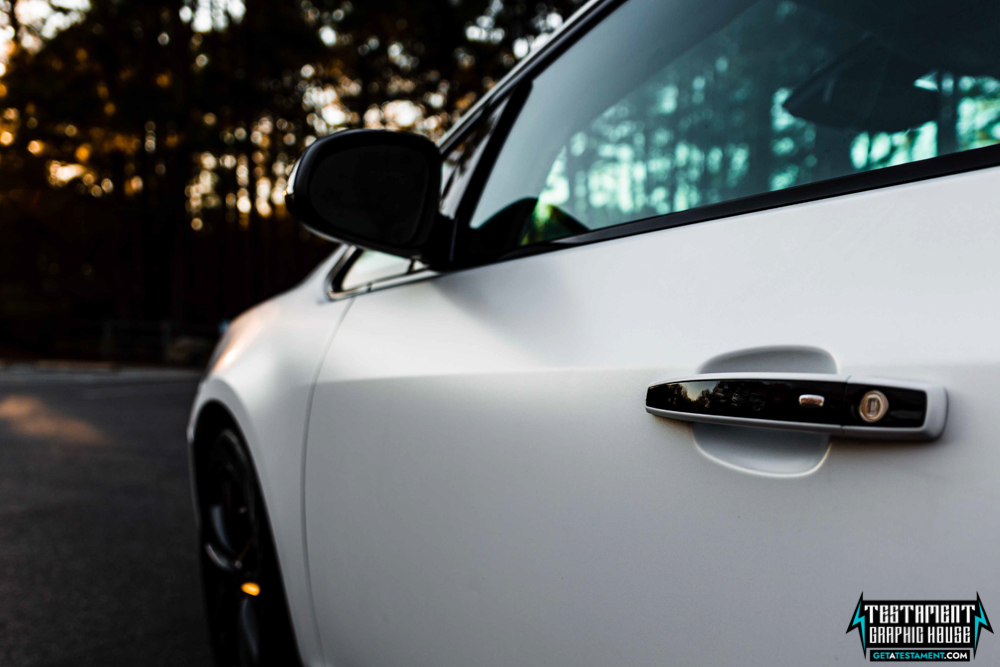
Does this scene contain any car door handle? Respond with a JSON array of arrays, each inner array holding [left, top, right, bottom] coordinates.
[[645, 373, 947, 440]]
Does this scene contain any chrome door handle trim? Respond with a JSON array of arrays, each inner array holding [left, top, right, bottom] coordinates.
[[646, 373, 947, 440], [798, 394, 826, 407]]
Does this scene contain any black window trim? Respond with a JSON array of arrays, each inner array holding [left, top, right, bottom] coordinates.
[[495, 142, 1000, 262]]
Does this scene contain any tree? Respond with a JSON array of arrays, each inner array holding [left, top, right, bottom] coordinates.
[[0, 0, 585, 361]]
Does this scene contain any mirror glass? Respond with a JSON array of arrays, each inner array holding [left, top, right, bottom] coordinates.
[[307, 144, 431, 246]]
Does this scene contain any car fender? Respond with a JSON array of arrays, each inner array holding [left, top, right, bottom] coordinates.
[[188, 246, 352, 667]]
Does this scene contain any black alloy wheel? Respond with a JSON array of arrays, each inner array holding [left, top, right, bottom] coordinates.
[[196, 428, 302, 667]]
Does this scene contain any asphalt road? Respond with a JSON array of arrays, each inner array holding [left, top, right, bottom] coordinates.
[[0, 366, 215, 667]]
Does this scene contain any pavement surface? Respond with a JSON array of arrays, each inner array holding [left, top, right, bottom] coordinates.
[[0, 365, 215, 667]]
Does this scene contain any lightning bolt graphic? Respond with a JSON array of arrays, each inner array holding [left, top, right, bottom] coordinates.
[[973, 593, 993, 658], [846, 592, 866, 656]]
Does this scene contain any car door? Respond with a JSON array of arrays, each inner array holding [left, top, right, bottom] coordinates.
[[304, 0, 1000, 664]]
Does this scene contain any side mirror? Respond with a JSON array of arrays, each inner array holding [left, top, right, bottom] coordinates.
[[286, 130, 443, 260], [783, 38, 938, 134]]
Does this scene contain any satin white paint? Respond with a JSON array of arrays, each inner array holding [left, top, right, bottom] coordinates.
[[188, 248, 352, 666], [301, 166, 1000, 665], [189, 138, 1000, 667]]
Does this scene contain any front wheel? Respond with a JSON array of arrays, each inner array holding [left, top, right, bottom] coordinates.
[[195, 428, 302, 667]]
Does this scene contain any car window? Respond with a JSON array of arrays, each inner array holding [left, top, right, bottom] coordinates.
[[440, 98, 513, 220], [460, 0, 1000, 259]]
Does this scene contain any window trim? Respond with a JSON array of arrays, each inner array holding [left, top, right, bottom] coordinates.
[[491, 142, 1000, 262], [327, 246, 437, 301]]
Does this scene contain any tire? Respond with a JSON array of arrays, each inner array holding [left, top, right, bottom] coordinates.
[[195, 428, 302, 667]]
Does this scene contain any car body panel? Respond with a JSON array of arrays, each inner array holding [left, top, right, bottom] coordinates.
[[303, 166, 1000, 665], [188, 247, 352, 667]]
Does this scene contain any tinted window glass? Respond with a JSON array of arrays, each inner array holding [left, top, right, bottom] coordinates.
[[462, 0, 1000, 258], [440, 98, 511, 219]]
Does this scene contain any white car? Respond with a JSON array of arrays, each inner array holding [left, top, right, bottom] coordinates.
[[188, 0, 1000, 664]]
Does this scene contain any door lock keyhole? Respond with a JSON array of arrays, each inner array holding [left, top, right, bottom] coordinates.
[[859, 390, 889, 423]]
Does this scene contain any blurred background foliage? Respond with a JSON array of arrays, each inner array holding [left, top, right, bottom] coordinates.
[[0, 0, 583, 364]]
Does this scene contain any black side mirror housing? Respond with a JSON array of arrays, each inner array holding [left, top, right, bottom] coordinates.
[[286, 129, 444, 261]]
